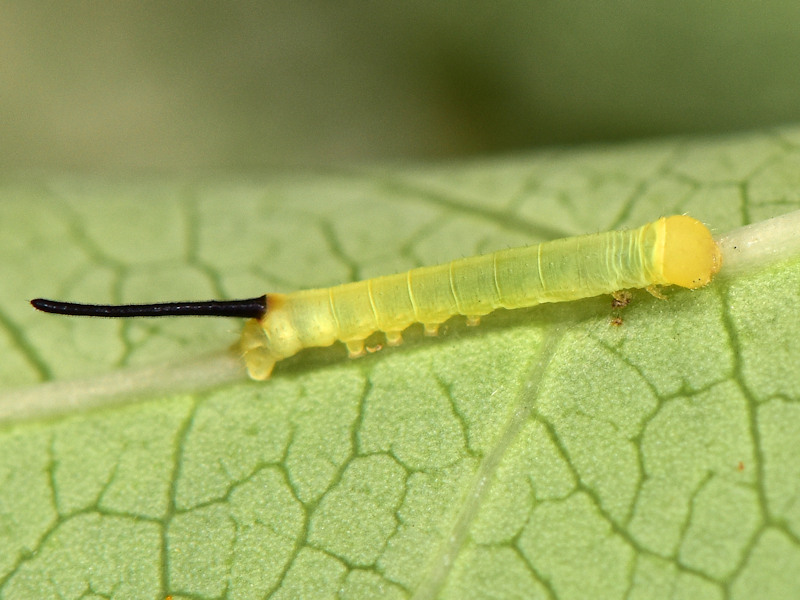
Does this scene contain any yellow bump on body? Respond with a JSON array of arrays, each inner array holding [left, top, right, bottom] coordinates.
[[424, 323, 440, 336], [385, 331, 403, 346], [345, 340, 366, 358]]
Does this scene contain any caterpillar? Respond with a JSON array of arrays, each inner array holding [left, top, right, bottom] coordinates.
[[31, 215, 721, 380]]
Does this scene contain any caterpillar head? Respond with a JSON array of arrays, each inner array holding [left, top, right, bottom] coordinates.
[[658, 215, 722, 289]]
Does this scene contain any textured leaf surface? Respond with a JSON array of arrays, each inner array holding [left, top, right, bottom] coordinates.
[[1, 129, 800, 599]]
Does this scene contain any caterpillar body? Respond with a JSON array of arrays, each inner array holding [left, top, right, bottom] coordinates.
[[32, 215, 721, 380]]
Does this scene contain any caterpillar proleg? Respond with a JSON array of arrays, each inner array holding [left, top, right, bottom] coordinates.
[[32, 215, 721, 380]]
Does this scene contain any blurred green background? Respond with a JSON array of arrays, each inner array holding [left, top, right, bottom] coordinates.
[[4, 1, 800, 170]]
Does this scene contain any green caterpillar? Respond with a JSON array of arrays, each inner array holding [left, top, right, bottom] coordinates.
[[32, 215, 721, 380]]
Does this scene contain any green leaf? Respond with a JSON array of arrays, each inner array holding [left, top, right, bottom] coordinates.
[[2, 128, 800, 599]]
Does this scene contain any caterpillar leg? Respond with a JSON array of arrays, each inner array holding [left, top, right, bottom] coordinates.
[[240, 319, 277, 380], [466, 315, 481, 327], [243, 348, 277, 380], [646, 285, 667, 300], [611, 290, 632, 308], [346, 340, 366, 358], [424, 323, 440, 336], [385, 331, 403, 346]]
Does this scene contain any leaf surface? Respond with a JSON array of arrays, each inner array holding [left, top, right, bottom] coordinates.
[[1, 129, 800, 599]]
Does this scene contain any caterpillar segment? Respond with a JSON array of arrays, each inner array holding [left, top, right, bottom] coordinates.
[[31, 215, 721, 381]]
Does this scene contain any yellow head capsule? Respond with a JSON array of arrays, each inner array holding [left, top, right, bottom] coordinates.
[[657, 215, 722, 289]]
